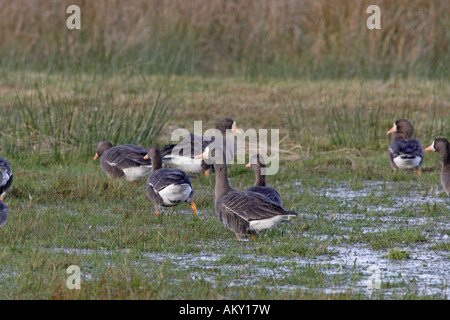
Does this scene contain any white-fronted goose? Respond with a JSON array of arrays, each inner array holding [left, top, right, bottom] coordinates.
[[94, 141, 153, 182], [145, 145, 198, 216], [0, 201, 8, 229], [161, 118, 241, 177], [197, 149, 297, 241], [245, 154, 283, 206], [425, 138, 450, 196], [387, 119, 424, 175], [0, 157, 13, 202]]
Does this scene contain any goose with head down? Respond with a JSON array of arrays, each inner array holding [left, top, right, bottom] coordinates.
[[145, 145, 198, 216], [197, 148, 297, 241], [425, 138, 450, 196], [94, 141, 153, 182], [0, 156, 13, 202], [161, 117, 242, 177], [387, 119, 424, 176]]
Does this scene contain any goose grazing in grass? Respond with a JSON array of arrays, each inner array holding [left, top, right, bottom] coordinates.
[[425, 138, 450, 196], [0, 157, 13, 202], [196, 148, 297, 241], [145, 145, 198, 216], [161, 117, 242, 177], [94, 141, 152, 182], [387, 119, 424, 176], [245, 154, 282, 206], [0, 201, 8, 229]]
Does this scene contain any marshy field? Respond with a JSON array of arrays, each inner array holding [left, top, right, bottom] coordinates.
[[0, 0, 449, 300]]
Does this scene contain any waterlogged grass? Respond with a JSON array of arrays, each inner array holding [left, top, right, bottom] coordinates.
[[0, 74, 449, 299]]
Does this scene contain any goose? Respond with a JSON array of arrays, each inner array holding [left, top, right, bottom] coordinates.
[[425, 138, 450, 196], [94, 141, 152, 182], [0, 201, 8, 229], [0, 157, 13, 202], [196, 148, 297, 241], [245, 154, 283, 206], [161, 117, 241, 177], [145, 145, 198, 216], [387, 119, 424, 176]]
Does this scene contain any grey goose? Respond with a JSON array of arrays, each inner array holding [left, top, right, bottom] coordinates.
[[387, 119, 424, 176], [245, 154, 283, 206], [0, 201, 8, 229], [161, 117, 241, 177], [94, 141, 152, 182], [425, 138, 450, 196], [197, 148, 297, 241], [145, 145, 198, 216], [0, 157, 13, 202]]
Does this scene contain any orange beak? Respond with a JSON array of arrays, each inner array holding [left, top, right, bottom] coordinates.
[[387, 126, 397, 134], [231, 126, 242, 134], [195, 152, 207, 160], [245, 163, 251, 168], [425, 145, 435, 152], [93, 153, 99, 160], [144, 154, 149, 160]]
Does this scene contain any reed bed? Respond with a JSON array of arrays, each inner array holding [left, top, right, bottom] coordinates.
[[0, 86, 179, 161], [0, 0, 448, 78]]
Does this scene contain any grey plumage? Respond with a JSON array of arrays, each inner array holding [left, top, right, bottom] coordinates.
[[94, 141, 153, 181], [387, 119, 424, 174], [246, 154, 282, 206], [425, 138, 450, 196], [212, 150, 297, 241], [145, 145, 198, 215], [0, 157, 13, 202], [160, 117, 240, 175], [0, 201, 8, 228]]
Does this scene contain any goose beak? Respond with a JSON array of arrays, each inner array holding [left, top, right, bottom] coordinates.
[[144, 154, 149, 160], [425, 145, 435, 152], [93, 153, 99, 160], [195, 152, 207, 160], [245, 163, 251, 168], [387, 126, 397, 134], [231, 125, 242, 134]]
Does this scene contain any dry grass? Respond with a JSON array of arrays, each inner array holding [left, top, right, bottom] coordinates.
[[0, 0, 448, 78]]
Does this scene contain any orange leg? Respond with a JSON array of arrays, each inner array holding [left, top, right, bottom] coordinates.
[[204, 170, 210, 178], [250, 235, 257, 240], [417, 168, 421, 176], [155, 211, 160, 215], [190, 202, 199, 216]]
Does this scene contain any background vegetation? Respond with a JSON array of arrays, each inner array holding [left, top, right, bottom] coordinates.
[[0, 0, 448, 79]]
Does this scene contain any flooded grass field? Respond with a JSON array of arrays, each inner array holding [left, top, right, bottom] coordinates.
[[0, 74, 449, 300]]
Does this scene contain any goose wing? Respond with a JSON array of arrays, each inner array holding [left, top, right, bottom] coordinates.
[[390, 139, 424, 158], [147, 168, 195, 191], [104, 146, 151, 169]]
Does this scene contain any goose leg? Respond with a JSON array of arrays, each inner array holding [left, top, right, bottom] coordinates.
[[190, 202, 198, 216]]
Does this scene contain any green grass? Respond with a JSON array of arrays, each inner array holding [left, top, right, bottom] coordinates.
[[0, 73, 449, 300]]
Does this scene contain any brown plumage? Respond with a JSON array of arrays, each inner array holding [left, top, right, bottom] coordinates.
[[94, 141, 153, 181], [425, 138, 450, 196], [200, 149, 297, 241]]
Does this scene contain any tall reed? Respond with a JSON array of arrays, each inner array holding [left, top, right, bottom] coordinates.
[[0, 0, 448, 79], [0, 87, 180, 162]]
